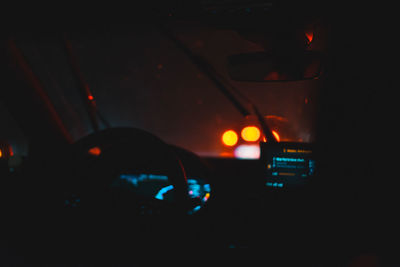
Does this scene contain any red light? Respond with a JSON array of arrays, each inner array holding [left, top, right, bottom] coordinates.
[[88, 95, 94, 101], [0, 144, 14, 158], [305, 31, 313, 44], [88, 146, 101, 156]]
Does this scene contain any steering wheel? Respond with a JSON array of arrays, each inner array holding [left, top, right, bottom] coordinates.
[[36, 127, 191, 256], [63, 127, 189, 211]]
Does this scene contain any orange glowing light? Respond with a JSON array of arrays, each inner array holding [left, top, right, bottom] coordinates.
[[222, 130, 238, 146], [241, 126, 261, 142], [219, 152, 234, 158], [0, 149, 2, 158], [272, 130, 280, 142], [262, 130, 280, 142], [88, 146, 101, 156]]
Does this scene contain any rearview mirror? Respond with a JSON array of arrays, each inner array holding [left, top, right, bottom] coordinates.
[[227, 51, 323, 82]]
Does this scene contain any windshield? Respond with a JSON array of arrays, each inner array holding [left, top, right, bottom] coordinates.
[[14, 24, 320, 158]]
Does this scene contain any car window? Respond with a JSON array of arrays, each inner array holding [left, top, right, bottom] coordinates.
[[15, 24, 320, 158]]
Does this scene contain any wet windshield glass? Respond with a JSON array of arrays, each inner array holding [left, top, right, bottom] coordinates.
[[15, 24, 320, 158]]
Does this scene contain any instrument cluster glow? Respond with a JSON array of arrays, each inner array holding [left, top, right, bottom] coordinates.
[[118, 173, 211, 214]]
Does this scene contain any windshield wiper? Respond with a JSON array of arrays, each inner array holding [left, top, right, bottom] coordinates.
[[158, 25, 278, 143], [63, 35, 111, 132], [159, 26, 250, 118]]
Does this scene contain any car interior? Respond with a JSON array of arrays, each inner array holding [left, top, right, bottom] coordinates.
[[0, 1, 398, 265]]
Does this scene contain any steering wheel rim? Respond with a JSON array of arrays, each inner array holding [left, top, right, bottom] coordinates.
[[65, 127, 190, 211], [8, 128, 192, 257]]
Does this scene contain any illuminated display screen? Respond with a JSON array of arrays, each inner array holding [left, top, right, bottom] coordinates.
[[260, 142, 315, 188]]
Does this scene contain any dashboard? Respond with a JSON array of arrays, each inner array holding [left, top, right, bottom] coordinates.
[[0, 127, 378, 263]]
